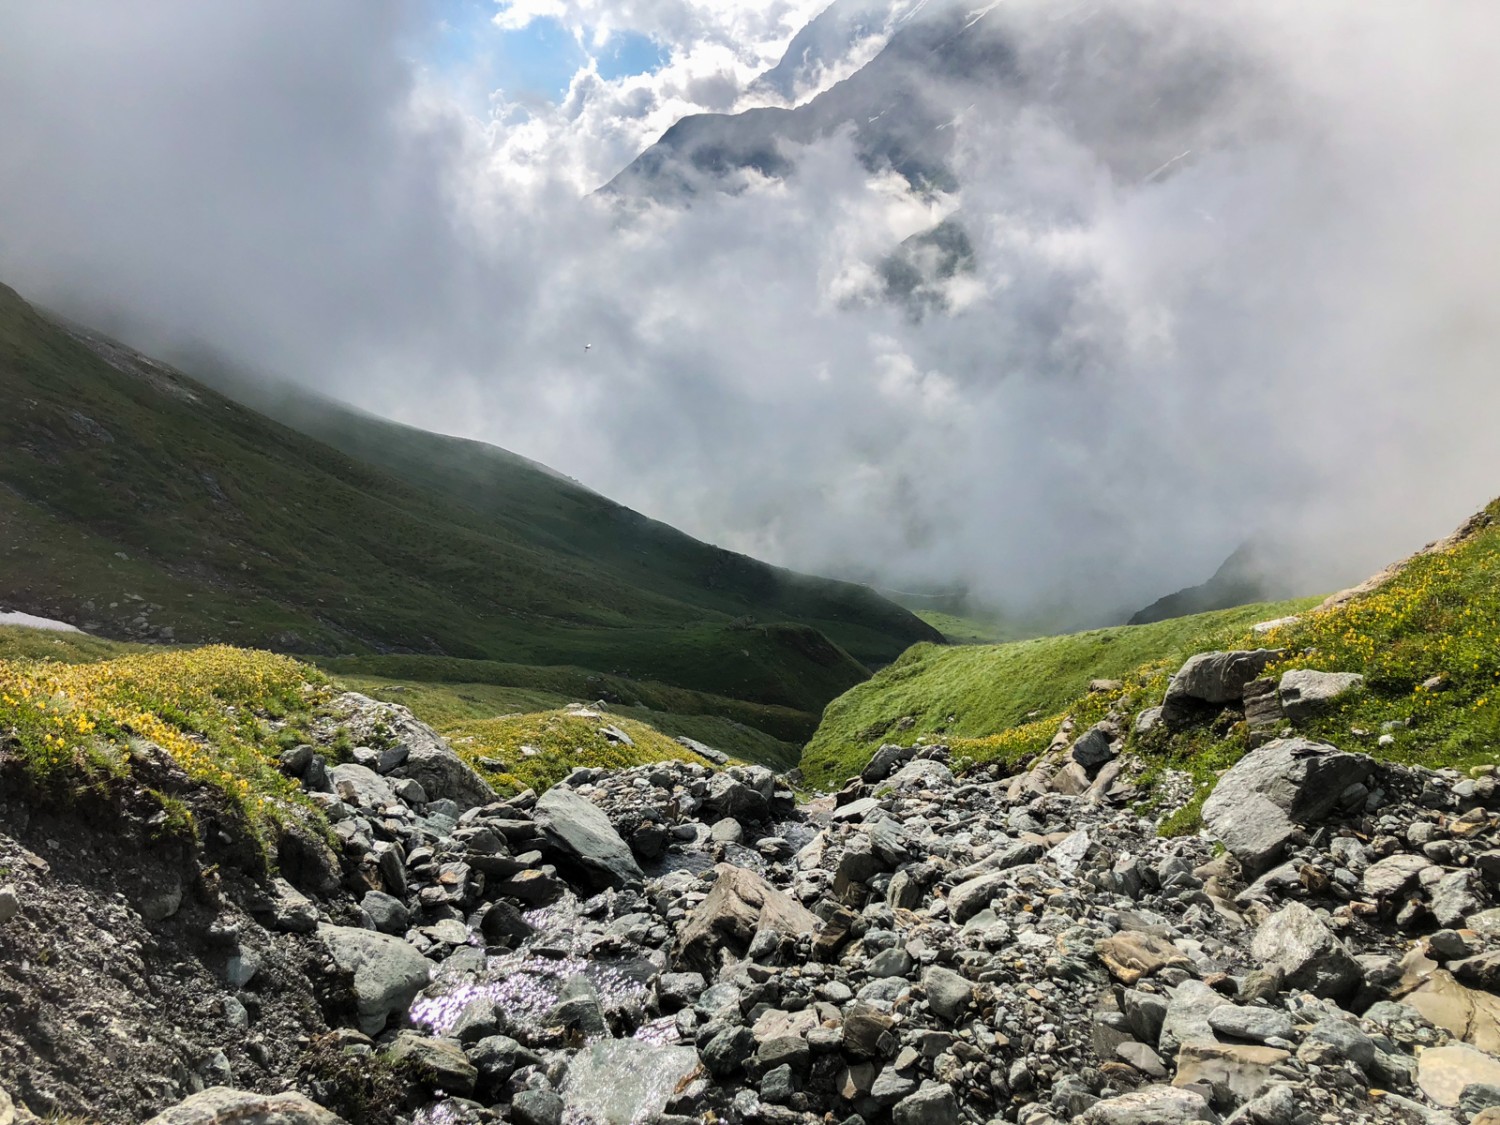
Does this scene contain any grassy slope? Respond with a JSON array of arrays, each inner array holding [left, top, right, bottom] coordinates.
[[0, 626, 746, 837], [182, 365, 943, 672], [804, 497, 1500, 833], [801, 598, 1317, 787], [0, 282, 937, 739], [341, 676, 798, 771]]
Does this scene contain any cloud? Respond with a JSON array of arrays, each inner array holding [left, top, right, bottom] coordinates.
[[2, 0, 1498, 627]]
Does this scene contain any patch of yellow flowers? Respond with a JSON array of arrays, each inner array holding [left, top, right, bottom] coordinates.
[[0, 645, 330, 829]]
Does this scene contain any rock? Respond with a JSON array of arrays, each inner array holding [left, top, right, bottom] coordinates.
[[922, 966, 972, 1023], [468, 1036, 535, 1099], [1418, 1044, 1500, 1108], [887, 759, 954, 789], [1433, 869, 1488, 928], [1242, 679, 1284, 730], [1299, 1018, 1375, 1070], [1080, 1086, 1216, 1124], [328, 763, 397, 810], [892, 1082, 958, 1125], [329, 693, 496, 810], [1172, 1042, 1289, 1105], [142, 1089, 346, 1124], [0, 885, 17, 925], [1207, 1006, 1293, 1044], [1160, 980, 1233, 1056], [844, 1004, 897, 1058], [1277, 670, 1364, 722], [1117, 1041, 1168, 1078], [359, 890, 409, 936], [1070, 727, 1117, 771], [1250, 902, 1361, 1000], [863, 744, 913, 783], [677, 864, 819, 972], [1123, 990, 1168, 1046], [1396, 949, 1500, 1054], [1096, 931, 1193, 986], [562, 1040, 700, 1125], [317, 924, 431, 1035], [1362, 853, 1432, 899], [1163, 650, 1282, 727], [1201, 740, 1372, 875], [386, 1032, 477, 1095], [702, 1027, 755, 1077], [948, 873, 1007, 924], [511, 1089, 564, 1125], [534, 786, 644, 890]]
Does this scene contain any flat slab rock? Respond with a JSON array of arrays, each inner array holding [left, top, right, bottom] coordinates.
[[1418, 1043, 1500, 1107], [142, 1088, 346, 1125]]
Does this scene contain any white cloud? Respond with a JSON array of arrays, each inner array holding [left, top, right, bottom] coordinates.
[[2, 0, 1499, 626]]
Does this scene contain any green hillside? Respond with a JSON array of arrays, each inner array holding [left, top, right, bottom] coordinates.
[[804, 498, 1500, 810], [0, 282, 938, 752], [801, 597, 1317, 786]]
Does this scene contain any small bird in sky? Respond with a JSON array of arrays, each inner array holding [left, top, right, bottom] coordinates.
[[584, 343, 592, 351]]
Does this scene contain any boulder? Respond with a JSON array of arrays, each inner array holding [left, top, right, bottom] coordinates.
[[1201, 740, 1372, 875], [1396, 948, 1500, 1054], [1249, 902, 1361, 1000], [317, 924, 431, 1035], [677, 864, 820, 972], [1070, 727, 1117, 771], [385, 1032, 477, 1096], [1173, 1042, 1289, 1105], [534, 786, 644, 890], [892, 1082, 958, 1125], [1096, 931, 1193, 986], [863, 744, 913, 783], [1080, 1087, 1216, 1124], [888, 759, 955, 789], [948, 873, 1007, 924], [328, 764, 397, 810], [1277, 669, 1364, 723], [326, 693, 495, 810], [922, 966, 972, 1023], [1418, 1044, 1500, 1108], [143, 1089, 346, 1125], [1362, 853, 1432, 899], [561, 1040, 700, 1125], [1163, 650, 1283, 727]]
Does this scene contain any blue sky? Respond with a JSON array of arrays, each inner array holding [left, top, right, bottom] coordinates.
[[430, 0, 669, 102]]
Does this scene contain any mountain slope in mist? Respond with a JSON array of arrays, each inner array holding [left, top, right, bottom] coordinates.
[[0, 281, 939, 726], [604, 0, 1242, 202]]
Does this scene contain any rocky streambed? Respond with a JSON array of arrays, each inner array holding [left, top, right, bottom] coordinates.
[[3, 683, 1500, 1125]]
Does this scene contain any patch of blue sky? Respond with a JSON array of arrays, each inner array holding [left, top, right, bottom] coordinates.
[[595, 30, 670, 82]]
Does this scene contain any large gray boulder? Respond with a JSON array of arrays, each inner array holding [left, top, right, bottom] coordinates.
[[561, 1039, 700, 1125], [1162, 650, 1283, 727], [143, 1089, 346, 1124], [325, 693, 495, 811], [317, 924, 432, 1035], [1278, 669, 1365, 723], [1250, 902, 1362, 1000], [1201, 739, 1373, 875], [534, 786, 644, 890]]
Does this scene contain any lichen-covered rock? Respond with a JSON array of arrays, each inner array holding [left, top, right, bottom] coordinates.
[[317, 924, 431, 1035]]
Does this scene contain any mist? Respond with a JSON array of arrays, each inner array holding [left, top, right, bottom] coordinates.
[[2, 0, 1497, 626]]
